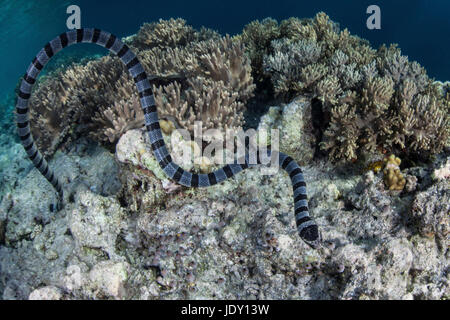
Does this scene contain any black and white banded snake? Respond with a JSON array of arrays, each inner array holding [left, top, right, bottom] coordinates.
[[15, 29, 321, 248]]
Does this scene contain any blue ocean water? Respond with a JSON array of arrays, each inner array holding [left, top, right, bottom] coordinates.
[[0, 0, 449, 108]]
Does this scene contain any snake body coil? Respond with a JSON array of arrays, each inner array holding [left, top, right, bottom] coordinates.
[[15, 29, 320, 247]]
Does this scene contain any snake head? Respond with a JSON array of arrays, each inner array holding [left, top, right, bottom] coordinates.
[[299, 224, 322, 249]]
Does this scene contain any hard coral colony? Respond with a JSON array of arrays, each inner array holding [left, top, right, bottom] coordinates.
[[4, 13, 449, 301], [254, 13, 449, 162], [16, 27, 320, 247], [17, 14, 448, 248]]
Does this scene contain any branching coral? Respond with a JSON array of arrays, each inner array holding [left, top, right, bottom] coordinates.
[[92, 93, 144, 143], [237, 18, 281, 82], [137, 46, 199, 78], [27, 14, 448, 162], [320, 104, 359, 161], [28, 55, 129, 155], [260, 12, 449, 162], [131, 18, 196, 50], [263, 38, 322, 95], [151, 35, 255, 134], [195, 36, 255, 101], [383, 154, 406, 191], [153, 77, 245, 133]]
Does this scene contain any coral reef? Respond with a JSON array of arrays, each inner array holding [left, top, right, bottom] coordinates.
[[257, 96, 316, 165], [383, 154, 406, 191], [237, 18, 281, 83], [26, 14, 448, 162], [259, 12, 449, 161], [410, 179, 449, 240], [131, 18, 197, 50], [151, 35, 255, 133], [128, 18, 220, 51], [1, 128, 448, 299], [28, 19, 254, 155], [92, 93, 144, 143], [28, 55, 130, 154]]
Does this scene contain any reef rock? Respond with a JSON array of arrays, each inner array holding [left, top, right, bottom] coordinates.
[[1, 124, 448, 299]]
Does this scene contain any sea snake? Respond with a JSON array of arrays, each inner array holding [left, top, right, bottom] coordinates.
[[15, 28, 321, 248]]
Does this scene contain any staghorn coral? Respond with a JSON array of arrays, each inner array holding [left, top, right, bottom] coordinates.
[[320, 103, 359, 161], [279, 17, 317, 42], [28, 55, 129, 155], [263, 38, 322, 95], [26, 14, 448, 162], [151, 35, 255, 134], [262, 12, 449, 162], [137, 46, 199, 78], [129, 18, 221, 52], [194, 36, 255, 101], [153, 78, 246, 133]]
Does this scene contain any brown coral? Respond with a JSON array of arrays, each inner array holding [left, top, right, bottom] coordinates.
[[261, 12, 449, 162], [237, 18, 281, 82], [28, 19, 255, 155], [151, 35, 255, 134], [29, 55, 129, 155], [131, 18, 196, 50], [383, 154, 406, 191]]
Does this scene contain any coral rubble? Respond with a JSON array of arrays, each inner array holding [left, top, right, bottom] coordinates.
[[1, 130, 448, 299]]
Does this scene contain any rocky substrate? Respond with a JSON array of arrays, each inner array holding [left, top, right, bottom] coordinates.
[[0, 98, 448, 300]]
